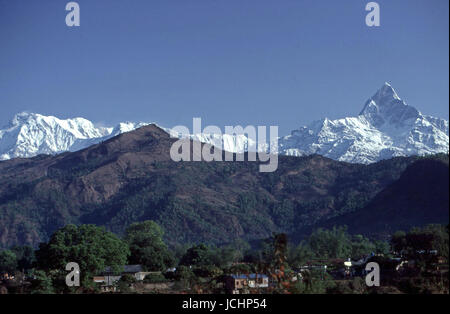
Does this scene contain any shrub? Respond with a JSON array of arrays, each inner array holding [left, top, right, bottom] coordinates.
[[143, 273, 167, 283]]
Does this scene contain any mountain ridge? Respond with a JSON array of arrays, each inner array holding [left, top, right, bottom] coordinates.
[[0, 112, 151, 161], [279, 83, 449, 163], [1, 83, 448, 163], [0, 123, 448, 248], [310, 155, 449, 239]]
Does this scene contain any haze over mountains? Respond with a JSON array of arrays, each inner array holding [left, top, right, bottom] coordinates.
[[1, 83, 448, 163]]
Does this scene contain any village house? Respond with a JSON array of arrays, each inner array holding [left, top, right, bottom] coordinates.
[[224, 274, 269, 294], [0, 272, 14, 281], [93, 264, 151, 291]]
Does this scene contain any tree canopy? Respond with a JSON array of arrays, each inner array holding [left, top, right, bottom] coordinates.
[[0, 249, 17, 273], [35, 224, 130, 286], [124, 220, 175, 271], [391, 224, 449, 259], [11, 245, 36, 271]]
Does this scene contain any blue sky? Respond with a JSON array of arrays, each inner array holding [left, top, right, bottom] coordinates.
[[0, 0, 448, 135]]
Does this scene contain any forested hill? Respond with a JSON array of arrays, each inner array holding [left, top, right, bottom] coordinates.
[[0, 124, 448, 248], [313, 155, 449, 239]]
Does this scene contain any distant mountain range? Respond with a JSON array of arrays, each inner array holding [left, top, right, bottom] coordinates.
[[279, 83, 449, 163], [0, 122, 448, 248], [0, 112, 149, 161], [1, 83, 448, 163]]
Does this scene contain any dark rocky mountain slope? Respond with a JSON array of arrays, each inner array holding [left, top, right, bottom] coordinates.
[[315, 156, 449, 238], [0, 125, 447, 248]]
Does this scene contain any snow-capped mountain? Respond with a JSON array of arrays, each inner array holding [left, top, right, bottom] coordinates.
[[0, 112, 149, 160], [0, 83, 448, 163], [279, 83, 449, 163]]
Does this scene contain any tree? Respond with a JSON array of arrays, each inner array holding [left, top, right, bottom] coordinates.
[[30, 270, 54, 294], [351, 234, 375, 259], [0, 250, 17, 273], [172, 243, 192, 265], [174, 265, 196, 289], [193, 265, 223, 278], [288, 241, 314, 267], [308, 226, 352, 259], [143, 272, 167, 283], [290, 226, 378, 263], [11, 245, 36, 271], [116, 273, 137, 293], [216, 246, 239, 268], [416, 224, 449, 259], [36, 224, 130, 288], [124, 220, 174, 271], [391, 231, 407, 254], [262, 233, 292, 294], [391, 224, 449, 259], [179, 244, 215, 267], [374, 240, 390, 256], [227, 239, 251, 259], [243, 238, 275, 266], [228, 263, 252, 275]]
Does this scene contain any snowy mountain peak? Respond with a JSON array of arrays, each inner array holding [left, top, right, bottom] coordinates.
[[280, 83, 449, 163], [360, 83, 402, 115], [359, 83, 420, 128], [376, 82, 400, 100], [10, 111, 36, 125], [0, 113, 150, 160], [0, 83, 448, 163], [110, 122, 150, 136]]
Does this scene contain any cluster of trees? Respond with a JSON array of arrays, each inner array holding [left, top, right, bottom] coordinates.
[[285, 225, 448, 294], [34, 224, 131, 292], [391, 224, 449, 260], [0, 221, 175, 293], [287, 226, 390, 267], [0, 222, 448, 294], [0, 220, 255, 293], [125, 221, 175, 271], [0, 245, 36, 274]]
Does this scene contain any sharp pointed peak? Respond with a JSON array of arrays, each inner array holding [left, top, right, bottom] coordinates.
[[359, 82, 404, 115], [375, 82, 399, 97]]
